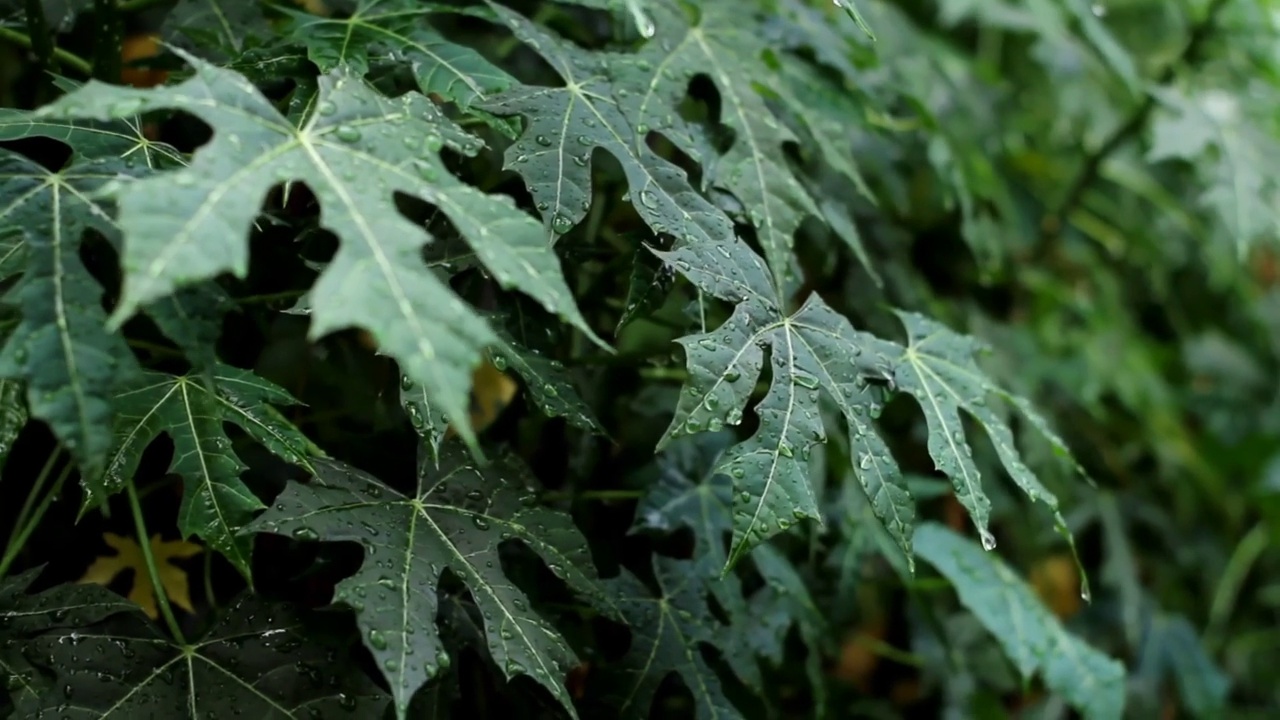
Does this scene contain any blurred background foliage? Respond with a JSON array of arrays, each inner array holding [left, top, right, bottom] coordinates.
[[2, 0, 1280, 717]]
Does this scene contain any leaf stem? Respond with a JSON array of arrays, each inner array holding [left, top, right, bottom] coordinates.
[[115, 0, 178, 12], [0, 458, 73, 578], [4, 449, 61, 556], [0, 27, 92, 77], [125, 479, 188, 644], [1205, 522, 1268, 652], [22, 0, 55, 73], [852, 634, 925, 668], [203, 550, 218, 611], [540, 489, 644, 502], [91, 0, 122, 83]]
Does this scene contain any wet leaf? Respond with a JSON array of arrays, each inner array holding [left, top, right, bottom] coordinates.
[[30, 51, 605, 455], [246, 441, 616, 719], [98, 365, 318, 577], [915, 523, 1125, 720], [21, 595, 389, 719]]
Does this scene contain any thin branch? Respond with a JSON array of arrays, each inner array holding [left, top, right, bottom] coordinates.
[[22, 0, 54, 72], [1041, 0, 1231, 243], [0, 26, 92, 77], [126, 480, 188, 644]]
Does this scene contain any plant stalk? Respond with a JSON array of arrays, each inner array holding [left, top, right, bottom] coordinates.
[[126, 480, 188, 644], [0, 459, 73, 578], [0, 27, 93, 77]]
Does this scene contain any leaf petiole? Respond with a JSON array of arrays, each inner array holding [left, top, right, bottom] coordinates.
[[126, 479, 188, 644], [0, 456, 73, 578]]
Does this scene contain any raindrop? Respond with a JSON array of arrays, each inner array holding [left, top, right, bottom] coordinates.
[[472, 517, 491, 530], [535, 134, 553, 146], [291, 527, 319, 541], [412, 160, 438, 182], [334, 125, 361, 143], [979, 531, 997, 551], [628, 0, 656, 38], [367, 630, 389, 650], [316, 101, 337, 116]]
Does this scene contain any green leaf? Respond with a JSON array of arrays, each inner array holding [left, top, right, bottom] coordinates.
[[616, 0, 825, 291], [1138, 613, 1230, 718], [915, 523, 1126, 720], [593, 558, 744, 720], [748, 543, 829, 713], [0, 566, 135, 710], [1147, 87, 1280, 255], [31, 50, 605, 454], [879, 310, 1081, 555], [478, 3, 987, 569], [246, 442, 616, 720], [476, 1, 736, 247], [99, 365, 317, 577], [0, 108, 184, 163], [285, 0, 515, 111], [632, 432, 830, 701], [0, 376, 23, 472], [656, 233, 911, 567], [160, 0, 274, 58], [490, 326, 603, 434], [20, 595, 390, 719], [143, 283, 235, 370], [616, 246, 675, 331], [0, 150, 140, 483]]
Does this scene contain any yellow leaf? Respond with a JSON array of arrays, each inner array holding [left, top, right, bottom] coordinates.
[[295, 0, 331, 15], [467, 358, 518, 433], [1029, 554, 1082, 619], [438, 357, 519, 442], [77, 532, 202, 620]]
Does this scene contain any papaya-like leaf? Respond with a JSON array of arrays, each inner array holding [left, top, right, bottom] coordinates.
[[246, 441, 617, 720], [19, 595, 390, 719], [29, 50, 605, 455], [99, 365, 318, 577]]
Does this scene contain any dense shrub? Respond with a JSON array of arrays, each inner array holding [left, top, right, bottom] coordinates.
[[0, 0, 1277, 717]]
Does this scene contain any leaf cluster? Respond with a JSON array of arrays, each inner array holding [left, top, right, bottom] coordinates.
[[0, 0, 1276, 718]]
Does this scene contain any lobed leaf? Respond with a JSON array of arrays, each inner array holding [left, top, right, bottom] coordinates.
[[20, 595, 389, 719], [1148, 87, 1280, 256], [247, 442, 617, 719], [30, 51, 604, 453], [99, 365, 318, 577], [0, 566, 135, 710], [593, 559, 744, 720], [881, 310, 1081, 555], [284, 0, 515, 111], [0, 151, 141, 483]]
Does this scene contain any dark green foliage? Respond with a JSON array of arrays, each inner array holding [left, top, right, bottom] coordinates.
[[0, 0, 1276, 718]]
